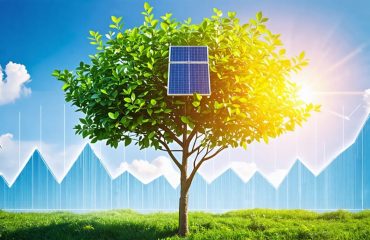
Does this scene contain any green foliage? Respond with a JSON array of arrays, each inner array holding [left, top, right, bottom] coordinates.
[[53, 3, 318, 152], [0, 210, 369, 240]]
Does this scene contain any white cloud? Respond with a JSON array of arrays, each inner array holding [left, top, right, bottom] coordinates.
[[0, 62, 31, 105], [130, 159, 159, 177], [118, 156, 180, 188]]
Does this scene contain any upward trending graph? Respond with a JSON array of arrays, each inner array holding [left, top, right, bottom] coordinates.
[[0, 116, 369, 211]]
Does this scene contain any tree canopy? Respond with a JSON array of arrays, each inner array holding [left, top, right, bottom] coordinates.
[[53, 4, 318, 156]]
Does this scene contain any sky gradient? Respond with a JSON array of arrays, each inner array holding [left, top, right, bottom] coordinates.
[[0, 0, 370, 186]]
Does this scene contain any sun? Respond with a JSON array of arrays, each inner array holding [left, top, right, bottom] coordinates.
[[298, 84, 315, 103], [290, 71, 316, 103]]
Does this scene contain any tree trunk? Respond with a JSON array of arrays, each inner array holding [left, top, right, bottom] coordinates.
[[178, 172, 189, 236]]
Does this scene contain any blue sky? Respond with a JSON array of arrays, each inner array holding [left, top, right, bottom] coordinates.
[[1, 0, 370, 186]]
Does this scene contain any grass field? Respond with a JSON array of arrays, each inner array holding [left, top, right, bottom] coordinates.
[[0, 209, 369, 239]]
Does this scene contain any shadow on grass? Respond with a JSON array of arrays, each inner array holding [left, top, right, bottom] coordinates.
[[0, 220, 178, 240]]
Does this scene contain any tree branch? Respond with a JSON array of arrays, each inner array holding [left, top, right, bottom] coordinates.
[[202, 146, 226, 162], [186, 146, 227, 191], [190, 132, 199, 153], [189, 145, 202, 156], [159, 124, 183, 147], [192, 144, 207, 169], [186, 126, 199, 146], [156, 137, 182, 170]]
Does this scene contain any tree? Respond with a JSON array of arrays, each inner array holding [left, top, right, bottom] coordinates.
[[53, 3, 319, 236]]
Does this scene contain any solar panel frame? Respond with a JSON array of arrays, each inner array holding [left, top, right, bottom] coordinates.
[[167, 46, 211, 96]]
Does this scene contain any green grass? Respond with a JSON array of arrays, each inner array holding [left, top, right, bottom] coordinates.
[[0, 209, 369, 239]]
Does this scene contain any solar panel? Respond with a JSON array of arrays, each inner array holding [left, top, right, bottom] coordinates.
[[170, 47, 189, 62], [190, 64, 210, 93], [168, 46, 210, 95], [189, 47, 208, 62], [168, 64, 189, 95]]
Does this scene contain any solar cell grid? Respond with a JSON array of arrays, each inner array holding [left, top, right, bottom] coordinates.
[[168, 46, 210, 95], [170, 47, 189, 62], [168, 64, 189, 95], [189, 47, 208, 62], [190, 64, 210, 94]]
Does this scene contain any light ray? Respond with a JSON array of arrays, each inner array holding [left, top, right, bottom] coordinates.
[[313, 91, 365, 96], [323, 44, 367, 75]]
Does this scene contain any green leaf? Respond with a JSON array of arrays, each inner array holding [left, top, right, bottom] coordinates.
[[79, 118, 87, 124], [256, 11, 262, 21], [148, 131, 155, 139], [185, 17, 192, 24], [91, 94, 100, 99], [180, 116, 191, 124], [111, 16, 121, 24], [214, 101, 223, 110], [108, 112, 119, 120], [52, 70, 60, 77], [194, 93, 202, 101], [261, 17, 269, 23], [151, 19, 159, 27], [192, 101, 200, 107], [150, 99, 157, 105], [213, 8, 222, 17], [62, 83, 70, 91], [160, 22, 168, 30], [124, 137, 132, 146], [144, 2, 150, 11], [279, 49, 286, 55], [201, 20, 208, 29], [228, 11, 236, 19]]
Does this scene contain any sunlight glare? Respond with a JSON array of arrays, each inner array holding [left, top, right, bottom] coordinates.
[[298, 84, 315, 103], [290, 71, 316, 103]]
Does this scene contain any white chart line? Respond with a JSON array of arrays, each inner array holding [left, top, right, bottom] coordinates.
[[348, 104, 362, 118], [324, 110, 350, 121]]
